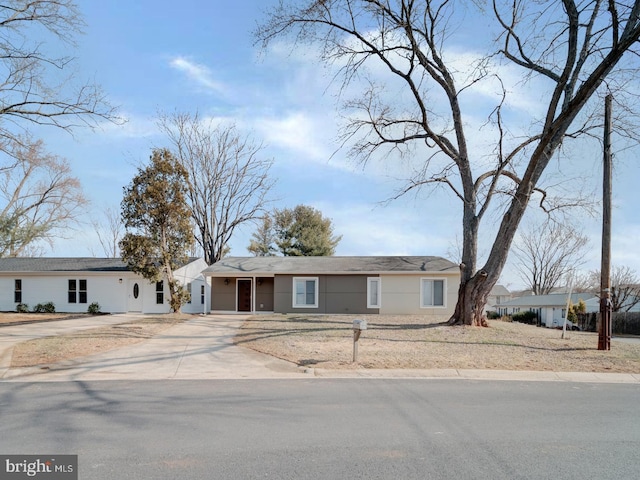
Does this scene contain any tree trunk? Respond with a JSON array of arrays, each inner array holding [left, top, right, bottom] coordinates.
[[449, 273, 492, 326]]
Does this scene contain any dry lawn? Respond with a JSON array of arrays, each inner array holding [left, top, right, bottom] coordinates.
[[9, 314, 191, 368], [0, 313, 85, 325], [235, 314, 640, 373]]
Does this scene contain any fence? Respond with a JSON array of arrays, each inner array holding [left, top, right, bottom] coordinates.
[[576, 312, 640, 335]]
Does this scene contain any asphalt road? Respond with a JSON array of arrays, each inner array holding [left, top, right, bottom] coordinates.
[[1, 379, 639, 479]]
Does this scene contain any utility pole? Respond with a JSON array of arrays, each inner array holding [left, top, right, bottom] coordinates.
[[599, 94, 612, 351]]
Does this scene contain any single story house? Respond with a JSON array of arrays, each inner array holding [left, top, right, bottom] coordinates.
[[494, 293, 598, 328], [202, 256, 460, 318], [0, 257, 209, 314]]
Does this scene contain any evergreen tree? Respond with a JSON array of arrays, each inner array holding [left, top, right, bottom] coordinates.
[[120, 149, 194, 312], [273, 205, 341, 256]]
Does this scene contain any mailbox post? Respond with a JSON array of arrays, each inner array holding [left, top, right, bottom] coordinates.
[[352, 319, 367, 363]]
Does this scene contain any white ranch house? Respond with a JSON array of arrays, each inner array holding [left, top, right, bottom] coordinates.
[[494, 293, 599, 328], [0, 257, 209, 314]]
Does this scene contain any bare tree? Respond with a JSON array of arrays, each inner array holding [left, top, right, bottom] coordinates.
[[91, 206, 124, 257], [579, 266, 640, 312], [158, 112, 275, 264], [0, 1, 118, 167], [0, 138, 87, 256], [0, 2, 118, 256], [512, 221, 589, 295], [257, 1, 640, 325]]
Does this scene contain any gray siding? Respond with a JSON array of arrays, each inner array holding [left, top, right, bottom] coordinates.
[[211, 277, 236, 311], [274, 274, 379, 314], [255, 277, 274, 311]]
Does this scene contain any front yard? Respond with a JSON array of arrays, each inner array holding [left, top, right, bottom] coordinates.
[[234, 314, 640, 373]]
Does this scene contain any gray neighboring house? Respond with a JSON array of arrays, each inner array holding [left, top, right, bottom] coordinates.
[[202, 256, 460, 318], [494, 293, 598, 328], [0, 257, 209, 314]]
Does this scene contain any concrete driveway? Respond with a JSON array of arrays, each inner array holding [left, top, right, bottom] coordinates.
[[1, 314, 306, 382], [2, 315, 639, 383]]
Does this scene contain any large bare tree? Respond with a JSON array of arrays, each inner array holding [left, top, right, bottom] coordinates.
[[158, 112, 275, 264], [257, 0, 640, 325], [0, 1, 118, 255], [0, 138, 87, 256], [512, 221, 589, 295], [578, 265, 640, 312], [0, 0, 118, 165]]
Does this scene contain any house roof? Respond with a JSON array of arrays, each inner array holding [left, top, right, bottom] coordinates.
[[490, 284, 511, 296], [202, 256, 459, 276], [0, 257, 201, 273], [495, 292, 597, 308]]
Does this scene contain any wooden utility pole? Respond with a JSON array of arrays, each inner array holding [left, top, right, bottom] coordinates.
[[599, 94, 612, 351]]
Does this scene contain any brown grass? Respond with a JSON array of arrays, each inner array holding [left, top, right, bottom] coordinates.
[[0, 313, 86, 325], [235, 314, 640, 373], [9, 314, 191, 368]]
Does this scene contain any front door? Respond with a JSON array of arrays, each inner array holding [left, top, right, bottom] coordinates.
[[237, 279, 252, 312], [128, 279, 143, 312]]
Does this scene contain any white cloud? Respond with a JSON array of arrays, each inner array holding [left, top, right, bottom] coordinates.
[[252, 111, 336, 164], [169, 56, 228, 95], [317, 202, 457, 257]]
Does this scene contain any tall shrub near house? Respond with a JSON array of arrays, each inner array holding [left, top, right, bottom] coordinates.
[[119, 149, 193, 312]]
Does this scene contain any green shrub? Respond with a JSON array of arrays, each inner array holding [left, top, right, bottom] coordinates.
[[486, 310, 501, 319], [87, 302, 101, 314], [512, 310, 538, 325], [16, 303, 29, 313], [33, 302, 55, 313]]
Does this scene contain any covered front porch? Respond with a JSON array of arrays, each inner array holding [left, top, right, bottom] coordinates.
[[209, 276, 275, 313]]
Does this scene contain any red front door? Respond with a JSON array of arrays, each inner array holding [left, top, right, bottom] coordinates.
[[237, 279, 252, 312]]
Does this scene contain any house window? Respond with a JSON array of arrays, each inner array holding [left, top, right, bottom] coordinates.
[[293, 277, 318, 308], [156, 281, 164, 304], [200, 285, 205, 305], [420, 278, 445, 308], [367, 277, 381, 309], [79, 279, 87, 304], [14, 279, 22, 303], [187, 282, 192, 304], [561, 308, 566, 318], [68, 279, 87, 304], [68, 280, 76, 303]]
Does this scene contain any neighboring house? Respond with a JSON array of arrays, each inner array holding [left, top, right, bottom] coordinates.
[[485, 284, 511, 314], [0, 257, 209, 314], [202, 256, 460, 318], [511, 287, 571, 297], [494, 293, 598, 328]]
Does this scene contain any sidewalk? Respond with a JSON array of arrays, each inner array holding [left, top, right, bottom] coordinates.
[[1, 315, 639, 383]]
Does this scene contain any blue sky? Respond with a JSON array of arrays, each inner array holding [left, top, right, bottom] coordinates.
[[31, 0, 640, 291]]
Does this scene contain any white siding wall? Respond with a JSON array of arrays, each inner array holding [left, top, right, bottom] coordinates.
[[173, 258, 209, 314], [0, 274, 131, 313], [379, 274, 459, 318], [0, 258, 210, 314]]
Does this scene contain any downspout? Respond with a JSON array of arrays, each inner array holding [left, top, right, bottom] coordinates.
[[200, 274, 207, 315]]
